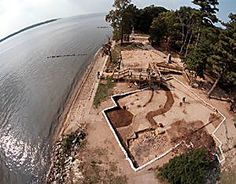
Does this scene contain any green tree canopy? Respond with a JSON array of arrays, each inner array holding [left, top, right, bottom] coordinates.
[[158, 149, 220, 184], [208, 13, 236, 87], [106, 1, 167, 42], [184, 26, 220, 77], [192, 0, 219, 24], [134, 5, 167, 34], [149, 11, 176, 45], [106, 0, 132, 43]]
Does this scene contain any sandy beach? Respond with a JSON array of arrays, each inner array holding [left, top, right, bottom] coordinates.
[[46, 46, 111, 182], [53, 48, 108, 140]]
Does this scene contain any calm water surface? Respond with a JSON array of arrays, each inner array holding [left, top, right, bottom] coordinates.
[[0, 14, 111, 184]]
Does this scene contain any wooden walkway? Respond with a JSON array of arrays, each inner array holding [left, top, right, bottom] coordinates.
[[112, 68, 161, 83], [103, 62, 183, 84]]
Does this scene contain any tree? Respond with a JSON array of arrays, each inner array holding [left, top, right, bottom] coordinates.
[[193, 0, 219, 14], [106, 0, 132, 44], [192, 0, 219, 24], [149, 7, 203, 54], [185, 27, 220, 77], [207, 13, 236, 95], [176, 7, 203, 55], [134, 5, 167, 34], [122, 4, 139, 35], [157, 148, 220, 184], [149, 11, 176, 45]]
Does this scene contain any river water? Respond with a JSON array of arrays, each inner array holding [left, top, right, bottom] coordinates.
[[0, 14, 112, 184]]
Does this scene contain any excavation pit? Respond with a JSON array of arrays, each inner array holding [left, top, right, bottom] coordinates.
[[103, 79, 224, 170]]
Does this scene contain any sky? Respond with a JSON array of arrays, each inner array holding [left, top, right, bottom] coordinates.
[[0, 0, 235, 39]]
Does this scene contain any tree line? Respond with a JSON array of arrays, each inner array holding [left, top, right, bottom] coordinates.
[[106, 0, 235, 93]]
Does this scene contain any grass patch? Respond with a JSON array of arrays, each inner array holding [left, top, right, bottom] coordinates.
[[121, 42, 145, 51], [93, 77, 115, 108], [111, 45, 121, 64]]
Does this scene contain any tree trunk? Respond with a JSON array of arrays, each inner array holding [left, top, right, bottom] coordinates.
[[109, 50, 112, 62], [180, 32, 187, 54], [181, 19, 185, 43], [180, 16, 193, 54], [207, 75, 221, 98], [194, 28, 201, 49], [184, 30, 193, 57], [180, 28, 190, 54], [121, 21, 124, 45], [181, 24, 185, 43]]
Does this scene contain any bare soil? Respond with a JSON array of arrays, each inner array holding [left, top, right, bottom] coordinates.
[[104, 78, 224, 168], [107, 108, 133, 128], [53, 35, 236, 184], [146, 85, 174, 126], [168, 120, 216, 154]]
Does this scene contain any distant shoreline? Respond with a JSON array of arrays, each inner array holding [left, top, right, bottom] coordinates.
[[0, 18, 59, 43]]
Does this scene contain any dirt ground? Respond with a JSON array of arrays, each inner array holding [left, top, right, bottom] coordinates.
[[57, 35, 236, 184], [70, 100, 162, 184], [121, 35, 183, 70], [105, 77, 223, 167], [108, 108, 133, 128]]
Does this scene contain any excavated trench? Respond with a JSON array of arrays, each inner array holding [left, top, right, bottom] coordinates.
[[104, 84, 220, 168], [104, 86, 175, 168], [146, 85, 174, 126], [107, 85, 174, 129]]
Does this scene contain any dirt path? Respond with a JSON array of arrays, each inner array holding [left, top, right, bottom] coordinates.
[[58, 51, 109, 136], [146, 85, 174, 126]]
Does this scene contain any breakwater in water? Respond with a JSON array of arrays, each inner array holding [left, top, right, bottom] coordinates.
[[0, 13, 111, 184]]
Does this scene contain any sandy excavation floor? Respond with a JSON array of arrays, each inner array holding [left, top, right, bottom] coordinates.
[[121, 35, 183, 70], [56, 35, 236, 184], [106, 78, 224, 167]]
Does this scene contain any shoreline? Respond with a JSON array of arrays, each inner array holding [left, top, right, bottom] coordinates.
[[52, 47, 103, 142], [46, 46, 109, 182], [45, 35, 236, 183]]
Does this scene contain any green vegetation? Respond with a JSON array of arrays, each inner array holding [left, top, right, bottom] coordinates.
[[106, 0, 132, 43], [93, 78, 115, 108], [157, 148, 220, 184], [111, 44, 121, 64], [107, 0, 236, 95], [61, 131, 86, 153], [61, 135, 74, 152], [149, 0, 235, 91], [106, 0, 167, 43]]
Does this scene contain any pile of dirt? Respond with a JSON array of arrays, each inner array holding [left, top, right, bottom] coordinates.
[[169, 120, 203, 141], [146, 85, 174, 126], [107, 108, 134, 128], [169, 120, 216, 155]]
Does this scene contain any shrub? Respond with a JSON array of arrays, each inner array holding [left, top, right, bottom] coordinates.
[[157, 148, 220, 184]]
